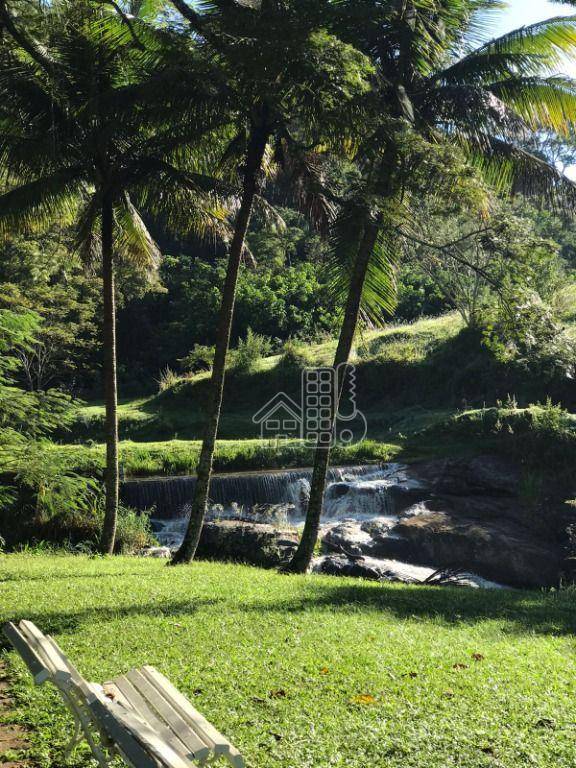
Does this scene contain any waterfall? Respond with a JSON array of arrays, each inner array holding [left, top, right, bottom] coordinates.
[[121, 465, 389, 520], [122, 464, 408, 549]]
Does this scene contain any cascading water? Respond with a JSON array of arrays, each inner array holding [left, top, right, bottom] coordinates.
[[127, 465, 506, 589], [121, 464, 407, 548]]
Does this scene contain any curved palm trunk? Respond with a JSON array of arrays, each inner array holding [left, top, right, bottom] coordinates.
[[171, 126, 269, 565], [285, 221, 380, 573], [100, 196, 119, 555]]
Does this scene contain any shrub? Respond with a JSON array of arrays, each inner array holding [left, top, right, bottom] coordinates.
[[156, 366, 181, 392], [485, 293, 576, 382], [232, 328, 273, 374], [27, 499, 154, 554], [439, 400, 576, 475], [179, 344, 215, 374], [279, 339, 310, 371]]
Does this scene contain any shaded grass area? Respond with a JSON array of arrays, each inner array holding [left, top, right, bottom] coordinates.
[[1, 555, 576, 768]]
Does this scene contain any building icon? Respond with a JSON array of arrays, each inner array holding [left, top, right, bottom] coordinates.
[[252, 393, 302, 440], [252, 366, 367, 447]]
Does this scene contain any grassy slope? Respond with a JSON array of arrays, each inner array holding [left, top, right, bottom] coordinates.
[[1, 555, 575, 768], [52, 306, 576, 476], [52, 313, 469, 476], [72, 313, 464, 442], [48, 429, 496, 476], [47, 437, 404, 477]]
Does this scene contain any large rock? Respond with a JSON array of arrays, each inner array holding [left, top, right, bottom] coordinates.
[[312, 554, 432, 583], [406, 456, 521, 498], [319, 492, 563, 589], [322, 518, 409, 560], [312, 554, 505, 589], [196, 521, 299, 567], [392, 509, 562, 588]]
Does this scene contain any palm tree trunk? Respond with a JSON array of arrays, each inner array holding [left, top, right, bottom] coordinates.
[[285, 221, 380, 573], [171, 125, 269, 565], [100, 195, 119, 555]]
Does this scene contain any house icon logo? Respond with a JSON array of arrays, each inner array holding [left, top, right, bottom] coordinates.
[[252, 393, 302, 440], [252, 366, 367, 447]]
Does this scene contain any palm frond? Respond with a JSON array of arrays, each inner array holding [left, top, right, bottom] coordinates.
[[114, 193, 161, 271], [0, 168, 83, 237], [425, 83, 527, 140], [459, 132, 576, 210], [74, 193, 102, 266], [274, 142, 336, 235], [490, 75, 576, 135], [325, 203, 397, 326], [486, 14, 576, 64], [360, 227, 398, 324]]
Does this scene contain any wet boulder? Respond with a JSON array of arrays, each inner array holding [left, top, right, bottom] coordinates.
[[407, 455, 521, 498], [196, 521, 299, 567], [312, 554, 430, 583], [392, 510, 562, 589]]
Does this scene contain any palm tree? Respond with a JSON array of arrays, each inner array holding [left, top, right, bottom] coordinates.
[[286, 0, 576, 572], [0, 0, 227, 553], [169, 0, 372, 564]]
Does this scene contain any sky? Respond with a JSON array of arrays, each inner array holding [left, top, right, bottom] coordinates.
[[495, 1, 576, 179], [495, 0, 575, 36]]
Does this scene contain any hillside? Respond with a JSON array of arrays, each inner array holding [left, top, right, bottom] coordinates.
[[71, 309, 576, 444]]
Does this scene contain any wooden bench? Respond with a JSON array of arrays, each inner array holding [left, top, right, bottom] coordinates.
[[3, 620, 245, 768]]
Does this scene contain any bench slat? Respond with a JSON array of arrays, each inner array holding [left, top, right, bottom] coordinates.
[[125, 669, 212, 762], [19, 621, 89, 694], [2, 623, 50, 685], [89, 694, 162, 768], [140, 666, 245, 768], [109, 675, 204, 761], [90, 689, 193, 768], [102, 681, 132, 709], [18, 621, 71, 679]]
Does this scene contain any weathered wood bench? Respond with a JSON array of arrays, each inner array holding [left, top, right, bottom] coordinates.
[[3, 620, 245, 768]]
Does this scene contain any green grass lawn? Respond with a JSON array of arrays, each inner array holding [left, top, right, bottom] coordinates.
[[43, 427, 499, 477], [46, 437, 404, 477], [1, 555, 576, 768]]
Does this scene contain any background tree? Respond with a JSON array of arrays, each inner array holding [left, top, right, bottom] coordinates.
[[287, 0, 576, 572], [0, 0, 226, 552]]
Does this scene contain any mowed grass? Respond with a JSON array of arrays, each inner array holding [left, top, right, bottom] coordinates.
[[1, 556, 576, 768], [45, 437, 403, 477]]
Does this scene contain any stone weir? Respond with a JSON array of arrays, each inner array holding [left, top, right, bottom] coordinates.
[[120, 465, 393, 519]]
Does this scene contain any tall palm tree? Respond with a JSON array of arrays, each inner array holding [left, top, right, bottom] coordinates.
[[286, 0, 576, 572], [0, 0, 228, 552], [169, 0, 372, 564]]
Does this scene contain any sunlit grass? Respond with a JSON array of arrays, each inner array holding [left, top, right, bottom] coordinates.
[[46, 437, 403, 477], [1, 555, 575, 768]]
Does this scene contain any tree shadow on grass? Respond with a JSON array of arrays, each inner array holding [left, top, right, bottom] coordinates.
[[1, 577, 574, 653], [0, 597, 224, 651], [0, 571, 152, 584], [243, 580, 576, 637]]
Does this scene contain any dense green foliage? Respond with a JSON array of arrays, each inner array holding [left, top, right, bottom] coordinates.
[[1, 0, 576, 554], [3, 195, 576, 396], [0, 304, 151, 552]]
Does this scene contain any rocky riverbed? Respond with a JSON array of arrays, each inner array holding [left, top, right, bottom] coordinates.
[[141, 456, 573, 589]]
